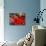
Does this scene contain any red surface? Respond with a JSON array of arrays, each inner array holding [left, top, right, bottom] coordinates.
[[9, 15, 25, 25]]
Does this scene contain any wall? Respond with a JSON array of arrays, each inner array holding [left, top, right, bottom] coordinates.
[[0, 0, 4, 42], [40, 0, 46, 45], [40, 0, 46, 26], [4, 0, 40, 42]]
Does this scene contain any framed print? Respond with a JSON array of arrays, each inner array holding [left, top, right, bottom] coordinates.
[[9, 13, 26, 25]]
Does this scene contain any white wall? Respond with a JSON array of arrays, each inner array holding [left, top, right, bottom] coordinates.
[[0, 0, 4, 42], [40, 0, 46, 27]]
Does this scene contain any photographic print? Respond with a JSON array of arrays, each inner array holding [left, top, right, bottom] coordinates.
[[9, 13, 25, 25]]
